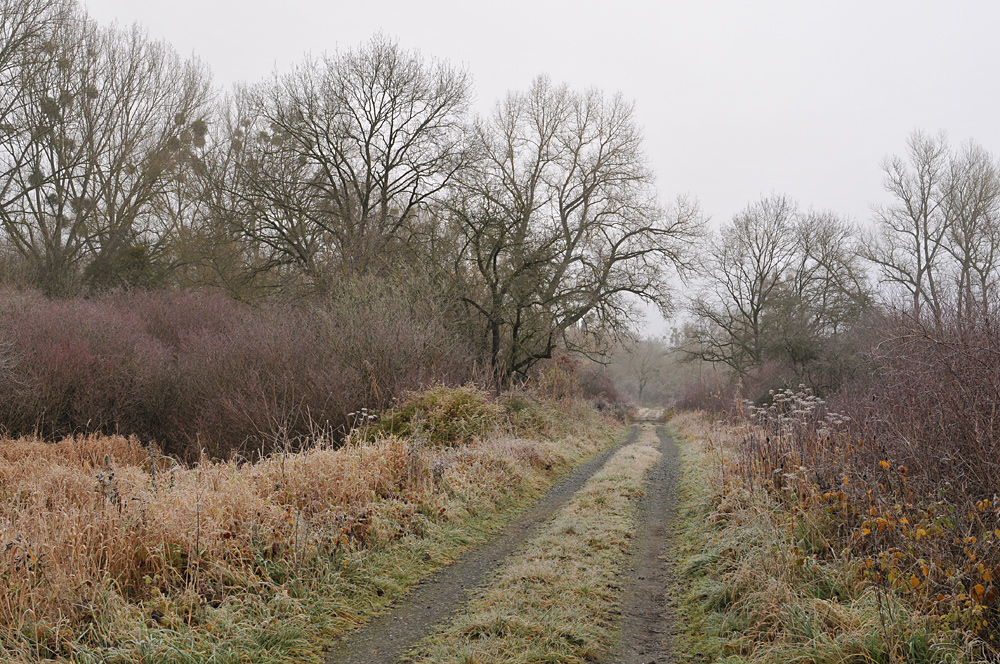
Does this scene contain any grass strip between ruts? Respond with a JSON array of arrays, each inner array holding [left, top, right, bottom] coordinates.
[[405, 423, 662, 664]]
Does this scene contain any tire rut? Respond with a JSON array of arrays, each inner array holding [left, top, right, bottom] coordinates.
[[324, 427, 637, 664], [603, 424, 680, 664]]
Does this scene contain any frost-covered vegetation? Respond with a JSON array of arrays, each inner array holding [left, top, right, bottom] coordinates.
[[0, 387, 620, 662]]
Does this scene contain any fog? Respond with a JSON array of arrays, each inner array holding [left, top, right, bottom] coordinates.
[[78, 0, 1000, 331], [78, 1, 999, 222]]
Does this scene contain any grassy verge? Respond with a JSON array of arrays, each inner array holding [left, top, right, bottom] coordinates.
[[405, 423, 662, 664], [670, 412, 990, 664], [0, 388, 622, 663]]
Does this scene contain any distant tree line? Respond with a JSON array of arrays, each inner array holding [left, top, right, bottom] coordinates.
[[682, 130, 1000, 399], [0, 0, 702, 385]]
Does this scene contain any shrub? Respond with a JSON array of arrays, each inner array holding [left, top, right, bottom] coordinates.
[[371, 385, 504, 447], [533, 352, 630, 417], [503, 394, 558, 438], [675, 371, 739, 414], [0, 284, 475, 458]]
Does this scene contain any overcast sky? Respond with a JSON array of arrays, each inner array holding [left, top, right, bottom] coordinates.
[[79, 0, 1000, 331]]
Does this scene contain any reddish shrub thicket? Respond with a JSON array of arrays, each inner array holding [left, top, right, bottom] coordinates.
[[831, 309, 1000, 501], [0, 286, 474, 458]]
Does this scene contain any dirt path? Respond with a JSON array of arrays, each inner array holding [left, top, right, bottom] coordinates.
[[324, 427, 636, 664], [603, 424, 680, 664]]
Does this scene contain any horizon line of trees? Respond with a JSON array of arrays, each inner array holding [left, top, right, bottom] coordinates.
[[681, 129, 1000, 398], [0, 0, 703, 384], [6, 0, 999, 399]]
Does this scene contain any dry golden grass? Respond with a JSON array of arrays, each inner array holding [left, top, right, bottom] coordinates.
[[2, 435, 418, 648], [0, 391, 620, 662]]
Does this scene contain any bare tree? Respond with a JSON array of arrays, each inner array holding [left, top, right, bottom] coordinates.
[[768, 211, 871, 380], [864, 130, 954, 323], [220, 34, 472, 287], [0, 10, 212, 294], [686, 196, 870, 378], [941, 141, 1000, 319], [687, 195, 798, 373], [0, 0, 64, 153], [449, 76, 702, 383], [864, 131, 1000, 325], [0, 8, 100, 293], [157, 91, 299, 299], [0, 0, 70, 276], [620, 336, 668, 403], [0, 0, 69, 153], [81, 27, 211, 289]]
